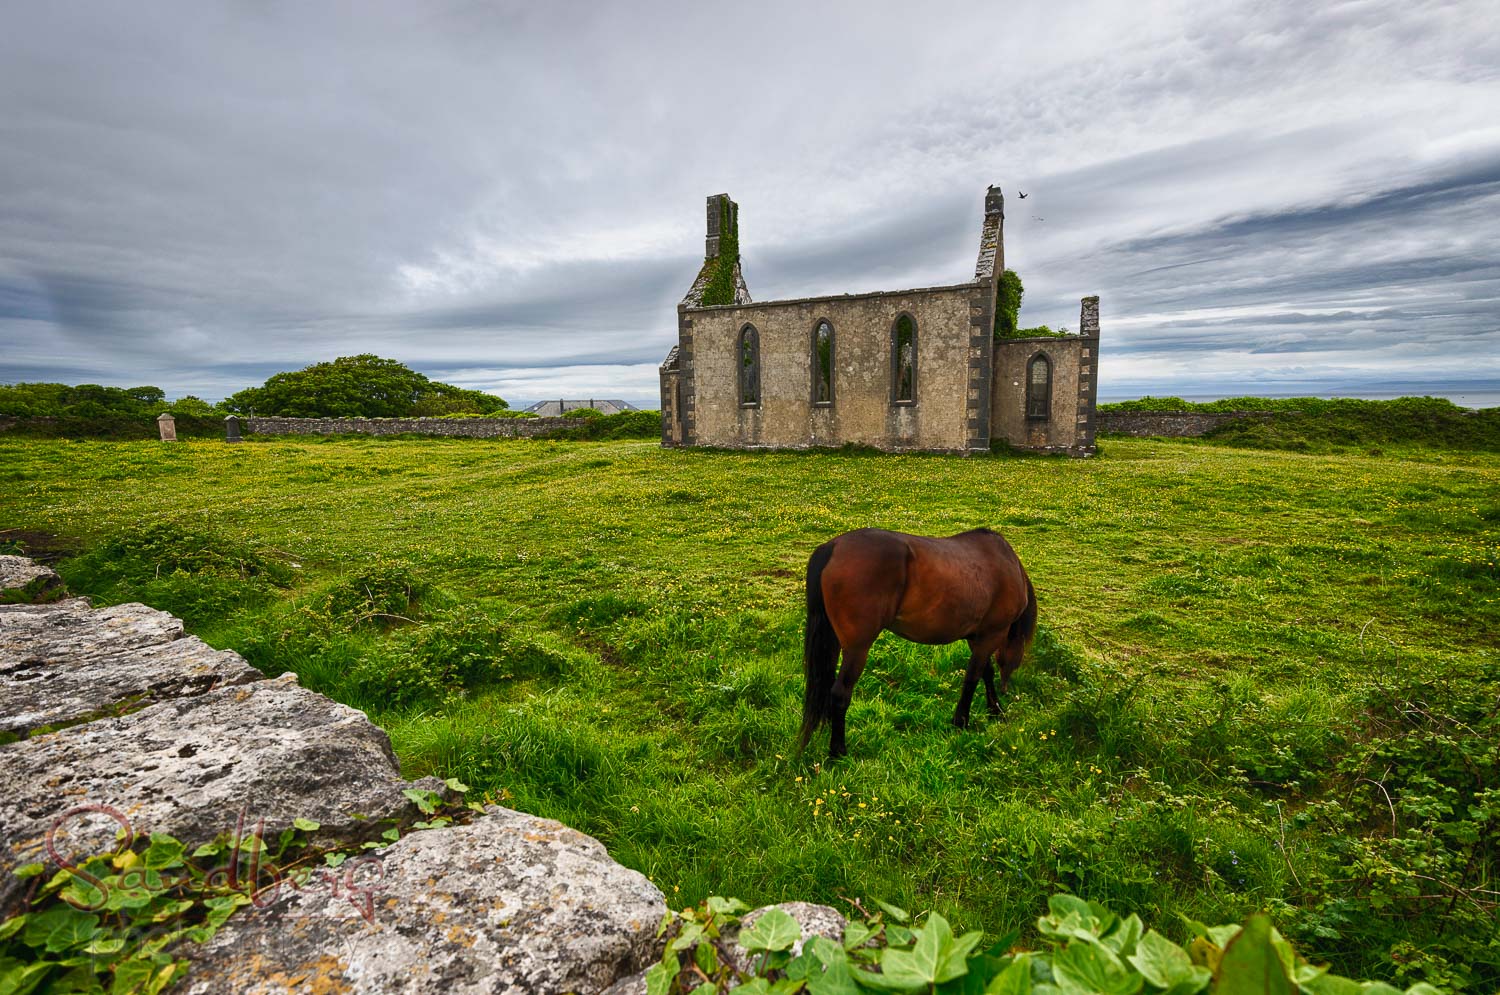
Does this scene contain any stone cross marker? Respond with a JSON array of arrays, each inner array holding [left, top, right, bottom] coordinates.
[[224, 415, 241, 443], [157, 412, 177, 442]]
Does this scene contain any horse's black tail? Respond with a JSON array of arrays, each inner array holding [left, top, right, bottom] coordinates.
[[1012, 575, 1038, 647], [800, 542, 839, 752]]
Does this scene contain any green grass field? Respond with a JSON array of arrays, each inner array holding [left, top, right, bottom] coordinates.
[[1, 435, 1495, 989]]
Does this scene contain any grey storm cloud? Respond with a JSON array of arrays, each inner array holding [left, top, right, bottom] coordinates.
[[1, 0, 1497, 404]]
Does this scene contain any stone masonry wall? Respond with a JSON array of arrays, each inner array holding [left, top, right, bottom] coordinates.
[[1097, 410, 1273, 437], [244, 415, 585, 439], [682, 284, 983, 452], [990, 298, 1101, 457]]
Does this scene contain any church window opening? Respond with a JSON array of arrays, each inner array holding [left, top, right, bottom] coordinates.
[[813, 320, 834, 405], [1027, 353, 1051, 419], [892, 315, 916, 403], [739, 325, 761, 406]]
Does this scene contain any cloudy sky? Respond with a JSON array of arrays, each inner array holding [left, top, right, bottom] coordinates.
[[2, 1, 1497, 406]]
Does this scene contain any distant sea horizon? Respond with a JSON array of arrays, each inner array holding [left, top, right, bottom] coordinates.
[[1094, 386, 1500, 410], [518, 385, 1500, 413]]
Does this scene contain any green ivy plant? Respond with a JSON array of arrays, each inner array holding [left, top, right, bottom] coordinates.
[[646, 893, 1447, 995], [700, 199, 740, 307]]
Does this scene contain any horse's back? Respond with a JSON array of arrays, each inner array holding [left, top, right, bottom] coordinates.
[[817, 528, 1029, 646]]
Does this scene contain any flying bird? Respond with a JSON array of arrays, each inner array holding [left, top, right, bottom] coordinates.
[[1018, 191, 1028, 199]]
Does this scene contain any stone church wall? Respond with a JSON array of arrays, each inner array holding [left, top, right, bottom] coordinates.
[[681, 283, 982, 452]]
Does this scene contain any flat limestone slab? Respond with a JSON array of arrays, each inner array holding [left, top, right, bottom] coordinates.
[[0, 555, 63, 602], [182, 807, 667, 995], [0, 675, 436, 913], [0, 599, 263, 736]]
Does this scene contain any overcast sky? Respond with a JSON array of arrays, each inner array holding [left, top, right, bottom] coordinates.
[[2, 0, 1497, 406]]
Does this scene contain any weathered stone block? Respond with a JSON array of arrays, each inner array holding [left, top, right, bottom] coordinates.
[[0, 556, 63, 604], [0, 675, 436, 913], [181, 806, 666, 995], [0, 598, 262, 736]]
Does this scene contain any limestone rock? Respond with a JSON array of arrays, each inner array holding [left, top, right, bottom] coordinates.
[[729, 902, 847, 971], [0, 555, 63, 604], [0, 599, 263, 736], [181, 806, 667, 995], [0, 675, 438, 913]]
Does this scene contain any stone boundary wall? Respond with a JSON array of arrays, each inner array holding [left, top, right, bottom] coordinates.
[[1097, 410, 1275, 437], [244, 415, 585, 439], [0, 558, 668, 993]]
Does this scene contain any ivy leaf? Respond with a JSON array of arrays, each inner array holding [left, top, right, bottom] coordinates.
[[0, 960, 55, 995], [1127, 930, 1200, 989], [141, 835, 185, 871], [873, 913, 949, 989], [644, 956, 679, 995], [443, 777, 469, 793], [801, 936, 862, 995], [13, 863, 47, 879], [292, 818, 321, 833], [0, 916, 27, 942], [23, 904, 102, 954], [873, 899, 910, 923], [740, 907, 801, 953], [693, 936, 720, 977], [707, 895, 749, 917], [1214, 915, 1292, 995], [1050, 941, 1141, 995], [985, 954, 1033, 995], [402, 789, 438, 815], [668, 922, 704, 953], [842, 919, 877, 951], [940, 927, 985, 984], [110, 957, 155, 995]]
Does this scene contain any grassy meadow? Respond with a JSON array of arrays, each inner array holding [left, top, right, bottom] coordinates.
[[1, 434, 1496, 989]]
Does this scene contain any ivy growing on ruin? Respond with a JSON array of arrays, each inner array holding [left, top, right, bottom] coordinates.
[[993, 268, 1023, 339], [700, 198, 740, 307]]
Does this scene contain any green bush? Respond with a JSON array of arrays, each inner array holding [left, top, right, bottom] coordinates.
[[1097, 396, 1499, 452], [58, 523, 292, 627], [221, 355, 510, 418], [543, 410, 660, 440]]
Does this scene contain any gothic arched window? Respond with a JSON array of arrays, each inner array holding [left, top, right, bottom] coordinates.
[[1027, 353, 1052, 420], [739, 325, 761, 406], [813, 319, 834, 405], [892, 314, 916, 403]]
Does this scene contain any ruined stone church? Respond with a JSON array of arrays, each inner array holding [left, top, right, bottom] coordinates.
[[659, 187, 1101, 456]]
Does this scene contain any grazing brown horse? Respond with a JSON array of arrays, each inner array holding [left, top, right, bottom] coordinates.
[[800, 528, 1037, 759]]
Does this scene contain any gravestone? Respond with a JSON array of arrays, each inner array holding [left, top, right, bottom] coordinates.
[[224, 414, 241, 443], [157, 412, 177, 442]]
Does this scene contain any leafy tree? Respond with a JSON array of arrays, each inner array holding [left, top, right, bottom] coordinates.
[[168, 395, 218, 417], [994, 268, 1023, 339], [221, 355, 509, 418], [0, 382, 170, 418]]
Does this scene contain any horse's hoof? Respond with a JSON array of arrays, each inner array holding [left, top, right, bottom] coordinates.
[[952, 716, 969, 730]]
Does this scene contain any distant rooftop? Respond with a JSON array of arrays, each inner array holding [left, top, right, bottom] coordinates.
[[522, 399, 639, 416]]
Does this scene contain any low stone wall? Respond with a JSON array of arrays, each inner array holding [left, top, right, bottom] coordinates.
[[244, 415, 585, 439], [0, 560, 666, 994], [1097, 410, 1274, 437]]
